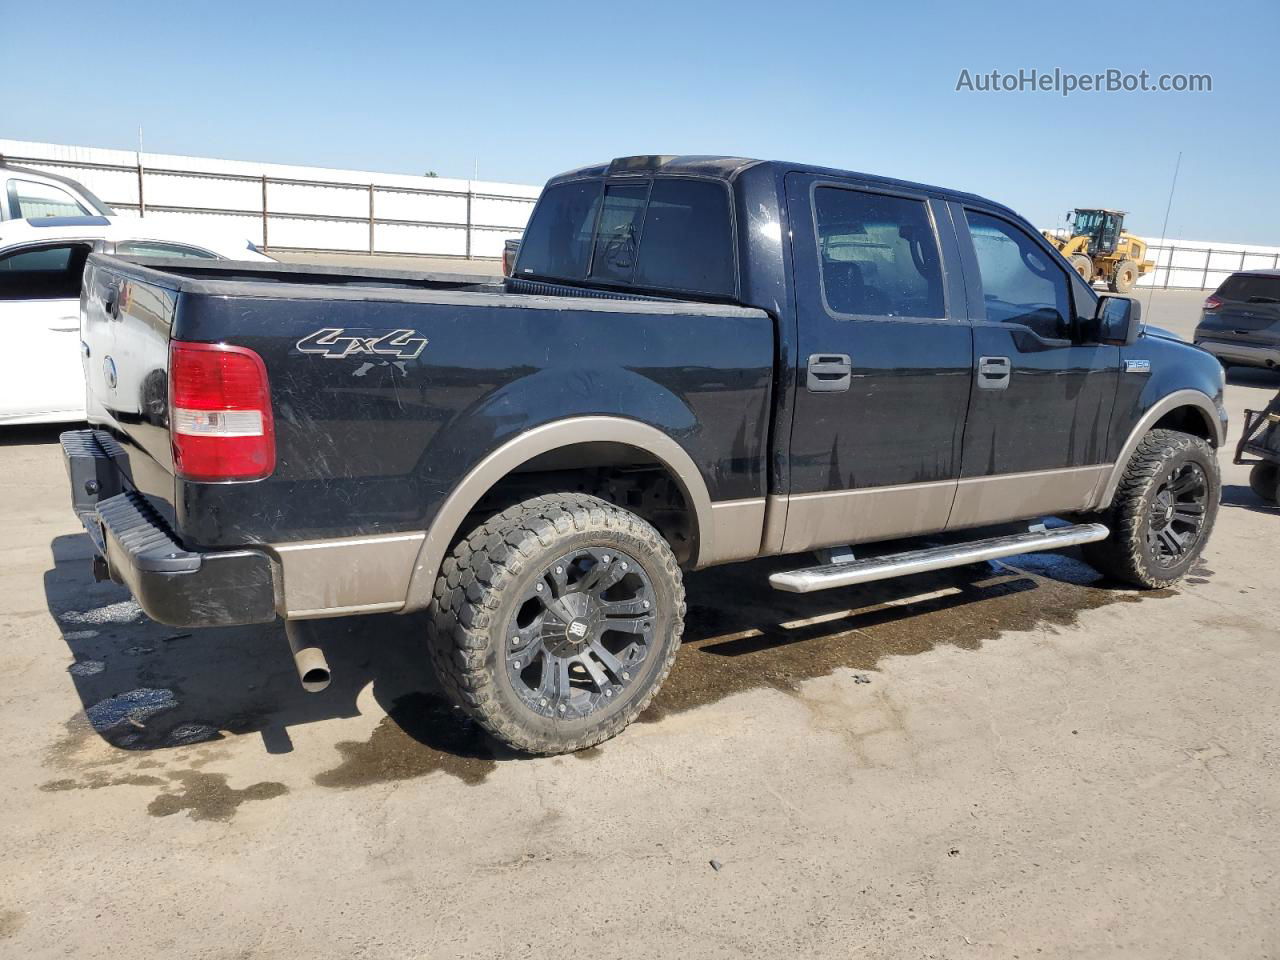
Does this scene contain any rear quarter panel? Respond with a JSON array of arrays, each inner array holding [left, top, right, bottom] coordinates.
[[168, 289, 775, 548]]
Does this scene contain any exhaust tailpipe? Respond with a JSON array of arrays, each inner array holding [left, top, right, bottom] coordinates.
[[284, 621, 331, 693]]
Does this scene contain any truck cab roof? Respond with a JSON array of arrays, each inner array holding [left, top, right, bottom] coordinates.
[[546, 155, 1021, 220]]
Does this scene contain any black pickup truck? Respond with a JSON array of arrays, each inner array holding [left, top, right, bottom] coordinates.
[[62, 155, 1227, 753]]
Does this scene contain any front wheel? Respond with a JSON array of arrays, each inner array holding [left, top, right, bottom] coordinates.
[[426, 493, 685, 754], [1109, 259, 1139, 293], [1083, 429, 1219, 587]]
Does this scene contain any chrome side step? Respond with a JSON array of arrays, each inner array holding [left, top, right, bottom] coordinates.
[[768, 523, 1110, 594]]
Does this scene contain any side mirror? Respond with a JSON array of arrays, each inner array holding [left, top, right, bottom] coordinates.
[[1095, 295, 1142, 346]]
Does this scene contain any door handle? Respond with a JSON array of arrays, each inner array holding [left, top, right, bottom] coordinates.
[[806, 353, 852, 392], [977, 355, 1011, 390]]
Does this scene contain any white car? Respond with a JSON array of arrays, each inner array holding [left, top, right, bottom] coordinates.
[[0, 215, 272, 425]]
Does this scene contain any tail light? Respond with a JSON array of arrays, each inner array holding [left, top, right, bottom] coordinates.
[[169, 341, 275, 481], [1203, 295, 1222, 311]]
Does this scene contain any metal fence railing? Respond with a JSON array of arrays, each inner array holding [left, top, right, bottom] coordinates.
[[1138, 241, 1280, 291], [0, 149, 536, 261]]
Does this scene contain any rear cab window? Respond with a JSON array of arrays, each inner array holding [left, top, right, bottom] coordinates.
[[515, 177, 736, 299]]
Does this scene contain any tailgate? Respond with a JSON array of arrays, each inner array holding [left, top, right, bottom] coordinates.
[[81, 255, 179, 516]]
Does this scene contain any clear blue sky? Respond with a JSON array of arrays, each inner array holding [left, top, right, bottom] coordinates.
[[4, 0, 1277, 243]]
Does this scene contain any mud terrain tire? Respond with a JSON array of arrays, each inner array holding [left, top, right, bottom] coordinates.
[[426, 493, 685, 754]]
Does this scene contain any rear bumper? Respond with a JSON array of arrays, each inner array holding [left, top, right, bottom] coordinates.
[[1195, 338, 1280, 368], [60, 429, 277, 628]]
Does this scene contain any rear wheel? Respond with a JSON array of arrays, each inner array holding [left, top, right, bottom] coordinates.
[[1083, 429, 1219, 587], [1249, 462, 1280, 504], [1109, 259, 1139, 293], [426, 493, 684, 754], [1069, 254, 1094, 283]]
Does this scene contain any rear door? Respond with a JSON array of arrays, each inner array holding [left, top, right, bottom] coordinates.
[[781, 173, 972, 552], [947, 203, 1119, 528], [0, 241, 94, 420]]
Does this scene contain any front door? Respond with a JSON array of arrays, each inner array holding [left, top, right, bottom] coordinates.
[[781, 173, 973, 552], [947, 203, 1119, 529], [0, 242, 93, 421]]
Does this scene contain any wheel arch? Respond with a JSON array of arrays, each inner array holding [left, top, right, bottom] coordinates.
[[402, 417, 716, 613], [1096, 389, 1224, 508]]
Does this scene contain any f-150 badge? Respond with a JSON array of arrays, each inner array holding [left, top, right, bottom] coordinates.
[[295, 328, 428, 360]]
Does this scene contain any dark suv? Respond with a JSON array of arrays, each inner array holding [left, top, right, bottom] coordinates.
[[1195, 270, 1280, 371]]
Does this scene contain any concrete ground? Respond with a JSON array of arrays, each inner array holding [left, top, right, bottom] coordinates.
[[1, 289, 1277, 959]]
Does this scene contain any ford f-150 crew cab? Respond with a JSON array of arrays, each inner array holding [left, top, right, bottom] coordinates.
[[61, 155, 1228, 754]]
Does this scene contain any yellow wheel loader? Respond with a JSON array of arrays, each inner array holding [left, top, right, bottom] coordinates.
[[1042, 208, 1155, 294]]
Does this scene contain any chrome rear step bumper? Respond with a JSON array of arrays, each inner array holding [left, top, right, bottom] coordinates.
[[768, 523, 1110, 594]]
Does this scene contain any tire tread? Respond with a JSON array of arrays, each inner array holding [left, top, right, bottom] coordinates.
[[426, 493, 685, 755]]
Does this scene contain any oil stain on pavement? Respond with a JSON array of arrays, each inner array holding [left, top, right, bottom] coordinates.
[[313, 692, 496, 788], [642, 551, 1170, 721], [147, 770, 287, 822]]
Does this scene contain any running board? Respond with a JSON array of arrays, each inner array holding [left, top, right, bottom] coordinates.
[[768, 523, 1110, 594]]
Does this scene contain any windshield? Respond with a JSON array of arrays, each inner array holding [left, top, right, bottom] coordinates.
[[1072, 210, 1104, 234], [514, 177, 736, 298]]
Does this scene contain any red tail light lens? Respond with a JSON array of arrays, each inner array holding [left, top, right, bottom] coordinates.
[[169, 341, 275, 481], [1203, 295, 1222, 310]]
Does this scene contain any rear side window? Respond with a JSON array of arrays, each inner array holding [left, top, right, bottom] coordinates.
[[814, 186, 944, 319], [517, 177, 735, 297], [9, 179, 91, 219], [1216, 273, 1280, 303], [0, 243, 92, 300]]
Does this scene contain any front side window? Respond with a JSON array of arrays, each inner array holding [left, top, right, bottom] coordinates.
[[814, 186, 945, 319], [965, 210, 1072, 340], [0, 243, 92, 300], [10, 179, 90, 219], [115, 240, 217, 259]]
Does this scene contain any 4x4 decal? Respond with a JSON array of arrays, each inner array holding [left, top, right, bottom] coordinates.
[[295, 328, 428, 360]]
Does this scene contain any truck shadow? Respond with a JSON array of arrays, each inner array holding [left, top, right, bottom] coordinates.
[[43, 532, 466, 759], [1221, 483, 1279, 515], [44, 531, 1166, 784]]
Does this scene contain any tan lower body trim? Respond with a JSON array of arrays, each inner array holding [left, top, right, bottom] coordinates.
[[946, 464, 1111, 530], [701, 498, 767, 565], [779, 479, 956, 554], [766, 463, 1115, 555], [272, 531, 425, 619]]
